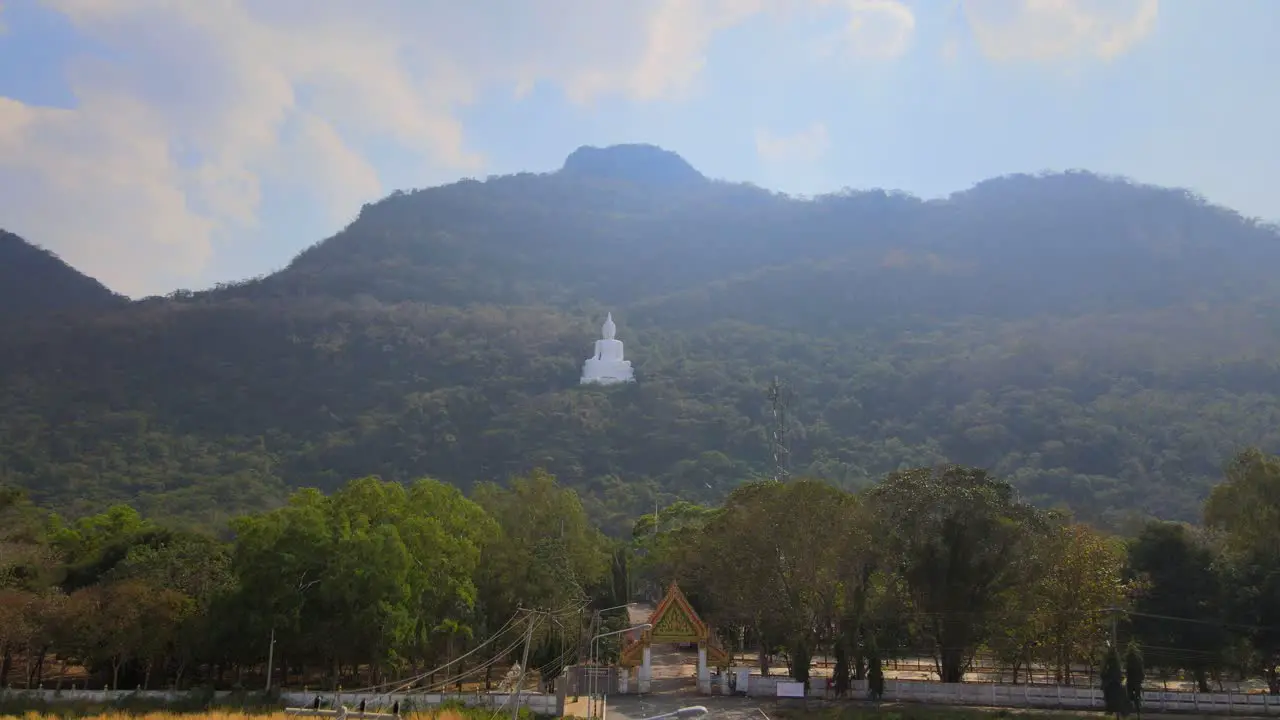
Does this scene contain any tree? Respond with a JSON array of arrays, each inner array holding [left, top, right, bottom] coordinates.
[[629, 500, 716, 599], [231, 477, 495, 686], [107, 532, 234, 686], [1205, 449, 1280, 559], [1101, 644, 1131, 718], [687, 479, 864, 676], [83, 580, 159, 690], [869, 465, 1045, 683], [1125, 642, 1145, 717], [867, 644, 885, 701], [1126, 521, 1227, 691], [1205, 448, 1280, 694], [474, 470, 609, 619], [0, 487, 57, 592], [1037, 522, 1130, 683], [0, 588, 36, 686], [832, 639, 851, 697], [788, 637, 812, 686]]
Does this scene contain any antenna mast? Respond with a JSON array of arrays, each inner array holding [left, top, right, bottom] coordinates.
[[767, 376, 791, 482]]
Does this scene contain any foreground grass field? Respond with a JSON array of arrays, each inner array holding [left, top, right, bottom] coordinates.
[[0, 708, 1099, 720], [778, 708, 1095, 720], [0, 709, 495, 720]]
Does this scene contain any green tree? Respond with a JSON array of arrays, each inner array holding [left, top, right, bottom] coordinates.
[[689, 480, 863, 675], [231, 477, 494, 686], [788, 636, 812, 686], [867, 644, 885, 701], [869, 465, 1045, 683], [1127, 521, 1228, 690], [474, 470, 609, 616], [1125, 642, 1145, 717], [0, 487, 56, 591], [1038, 522, 1130, 683], [1101, 644, 1130, 718], [832, 639, 851, 697], [107, 533, 234, 686], [1204, 448, 1280, 694]]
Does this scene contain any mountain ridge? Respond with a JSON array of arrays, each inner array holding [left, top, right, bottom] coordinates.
[[0, 229, 125, 318], [3, 145, 1280, 533]]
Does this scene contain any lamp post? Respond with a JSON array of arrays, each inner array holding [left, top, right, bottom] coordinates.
[[587, 602, 633, 711], [590, 623, 652, 720]]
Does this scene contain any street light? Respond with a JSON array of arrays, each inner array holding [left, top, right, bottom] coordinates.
[[587, 602, 633, 715], [645, 706, 709, 720], [589, 623, 652, 720]]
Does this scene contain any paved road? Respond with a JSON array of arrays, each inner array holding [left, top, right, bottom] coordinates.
[[604, 693, 784, 720]]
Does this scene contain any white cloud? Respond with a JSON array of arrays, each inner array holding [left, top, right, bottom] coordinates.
[[0, 0, 919, 296], [755, 122, 831, 164], [809, 0, 917, 62], [840, 0, 917, 60], [962, 0, 1160, 62]]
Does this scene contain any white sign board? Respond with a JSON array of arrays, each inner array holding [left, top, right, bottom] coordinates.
[[776, 681, 805, 698]]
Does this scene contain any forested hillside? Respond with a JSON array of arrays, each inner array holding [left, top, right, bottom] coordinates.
[[3, 145, 1280, 531], [0, 230, 123, 318]]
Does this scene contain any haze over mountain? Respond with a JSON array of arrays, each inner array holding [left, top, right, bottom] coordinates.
[[5, 1, 1279, 299], [3, 145, 1280, 534]]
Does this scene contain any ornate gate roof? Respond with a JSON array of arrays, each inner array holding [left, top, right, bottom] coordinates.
[[619, 583, 729, 668]]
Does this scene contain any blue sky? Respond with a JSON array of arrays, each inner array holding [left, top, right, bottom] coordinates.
[[1, 0, 1277, 297]]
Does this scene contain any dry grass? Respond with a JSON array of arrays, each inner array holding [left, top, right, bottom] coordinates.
[[2, 711, 479, 720]]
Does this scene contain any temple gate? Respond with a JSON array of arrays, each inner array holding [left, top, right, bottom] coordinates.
[[619, 583, 729, 694]]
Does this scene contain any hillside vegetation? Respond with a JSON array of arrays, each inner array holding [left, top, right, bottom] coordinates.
[[0, 230, 123, 319], [3, 145, 1280, 530]]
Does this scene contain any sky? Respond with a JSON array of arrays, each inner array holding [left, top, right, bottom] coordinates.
[[1, 0, 1278, 298]]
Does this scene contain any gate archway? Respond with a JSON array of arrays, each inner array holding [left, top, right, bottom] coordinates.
[[619, 583, 729, 694]]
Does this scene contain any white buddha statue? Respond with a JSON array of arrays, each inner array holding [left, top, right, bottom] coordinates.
[[581, 312, 635, 385]]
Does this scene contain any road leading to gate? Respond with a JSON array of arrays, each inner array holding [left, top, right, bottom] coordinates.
[[605, 694, 779, 720]]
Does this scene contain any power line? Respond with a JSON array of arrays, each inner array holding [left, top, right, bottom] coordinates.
[[510, 612, 538, 720], [344, 609, 526, 694], [405, 604, 582, 696], [1121, 608, 1280, 634], [399, 616, 536, 694]]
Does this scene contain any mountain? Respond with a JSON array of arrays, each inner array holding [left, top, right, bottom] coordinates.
[[0, 230, 124, 318], [4, 146, 1280, 533]]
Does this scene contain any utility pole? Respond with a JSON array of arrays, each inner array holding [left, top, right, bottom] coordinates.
[[587, 611, 600, 720], [512, 614, 537, 720], [767, 376, 791, 482], [1111, 607, 1119, 649], [264, 627, 276, 692]]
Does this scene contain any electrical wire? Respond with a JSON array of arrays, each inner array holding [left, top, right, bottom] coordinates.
[[399, 618, 536, 694], [344, 609, 526, 694]]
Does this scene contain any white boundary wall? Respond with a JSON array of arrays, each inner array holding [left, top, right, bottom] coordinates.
[[733, 676, 1278, 714], [0, 688, 560, 716], [877, 678, 1279, 714], [7, 680, 1280, 716]]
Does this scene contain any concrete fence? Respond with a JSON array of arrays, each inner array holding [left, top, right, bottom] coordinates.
[[730, 676, 1279, 714], [279, 691, 560, 716], [7, 678, 1279, 716], [873, 678, 1279, 714], [0, 688, 562, 716]]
